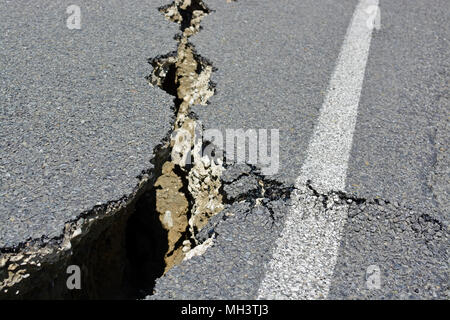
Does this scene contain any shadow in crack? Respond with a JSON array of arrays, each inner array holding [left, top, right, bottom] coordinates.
[[125, 182, 169, 299]]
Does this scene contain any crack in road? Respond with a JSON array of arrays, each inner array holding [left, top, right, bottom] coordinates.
[[0, 0, 220, 300], [147, 0, 225, 273], [2, 0, 447, 301]]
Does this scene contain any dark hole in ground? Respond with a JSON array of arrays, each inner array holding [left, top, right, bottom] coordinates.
[[125, 185, 168, 299], [0, 148, 172, 300], [160, 61, 178, 97], [178, 1, 210, 31]]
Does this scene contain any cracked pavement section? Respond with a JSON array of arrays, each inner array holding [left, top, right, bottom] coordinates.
[[152, 176, 448, 299], [148, 0, 225, 272], [0, 0, 180, 298], [150, 164, 292, 299], [0, 0, 177, 249], [1, 0, 448, 300], [150, 202, 289, 299], [151, 0, 449, 300]]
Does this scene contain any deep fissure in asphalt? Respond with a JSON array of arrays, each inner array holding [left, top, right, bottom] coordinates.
[[127, 0, 221, 297], [0, 0, 216, 299], [143, 0, 223, 276], [1, 0, 306, 300]]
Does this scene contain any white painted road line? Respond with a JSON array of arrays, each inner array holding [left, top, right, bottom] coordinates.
[[257, 0, 379, 299]]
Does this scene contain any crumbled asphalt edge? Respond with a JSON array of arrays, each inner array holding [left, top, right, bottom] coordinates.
[[0, 117, 174, 299], [147, 0, 448, 300], [147, 2, 447, 299], [0, 2, 186, 300], [144, 0, 300, 299], [146, 0, 226, 275], [2, 0, 447, 300], [184, 162, 295, 245], [199, 165, 294, 243], [150, 167, 448, 299], [0, 0, 230, 300], [149, 162, 294, 299]]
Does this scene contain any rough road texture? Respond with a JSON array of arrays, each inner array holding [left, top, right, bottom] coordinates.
[[0, 0, 177, 248], [0, 0, 448, 300], [191, 0, 358, 185], [151, 164, 292, 299], [151, 0, 449, 300]]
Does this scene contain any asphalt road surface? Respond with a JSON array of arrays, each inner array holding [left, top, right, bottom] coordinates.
[[1, 0, 448, 299], [0, 0, 177, 248], [152, 0, 449, 299]]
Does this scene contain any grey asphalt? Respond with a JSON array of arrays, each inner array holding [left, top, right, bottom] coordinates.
[[152, 0, 449, 299], [0, 0, 448, 299], [0, 0, 177, 248], [150, 200, 291, 300], [331, 0, 449, 299], [192, 0, 358, 186], [345, 0, 449, 218]]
